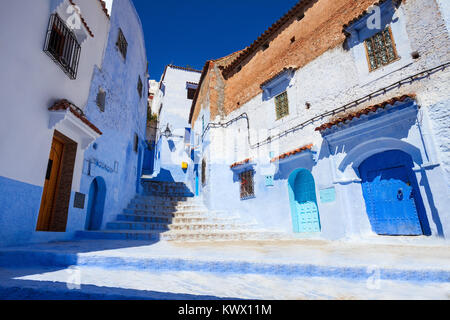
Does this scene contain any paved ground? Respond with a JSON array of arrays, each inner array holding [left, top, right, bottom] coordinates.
[[0, 238, 449, 299], [1, 266, 449, 300]]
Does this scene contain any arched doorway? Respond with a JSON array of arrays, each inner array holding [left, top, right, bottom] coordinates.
[[288, 169, 321, 233], [359, 150, 426, 236], [85, 177, 106, 231]]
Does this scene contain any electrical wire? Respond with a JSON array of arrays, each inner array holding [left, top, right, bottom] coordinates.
[[200, 61, 449, 149]]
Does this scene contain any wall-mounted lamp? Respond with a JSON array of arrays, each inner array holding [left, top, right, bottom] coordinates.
[[162, 124, 172, 138], [160, 123, 184, 139]]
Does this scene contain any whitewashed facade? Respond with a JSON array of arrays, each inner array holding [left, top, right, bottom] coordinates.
[[0, 0, 110, 246]]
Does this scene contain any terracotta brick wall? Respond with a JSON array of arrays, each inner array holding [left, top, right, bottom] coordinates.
[[224, 0, 400, 114], [191, 51, 244, 128], [192, 0, 408, 126]]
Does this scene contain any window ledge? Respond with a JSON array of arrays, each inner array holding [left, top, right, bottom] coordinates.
[[240, 195, 256, 201]]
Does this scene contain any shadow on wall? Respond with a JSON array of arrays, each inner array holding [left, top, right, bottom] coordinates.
[[168, 140, 176, 152], [417, 169, 444, 237], [274, 154, 315, 181], [150, 169, 175, 182]]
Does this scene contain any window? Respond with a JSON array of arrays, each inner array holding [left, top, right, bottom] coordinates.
[[364, 26, 398, 72], [96, 88, 106, 112], [44, 14, 81, 79], [137, 76, 143, 98], [201, 159, 206, 185], [240, 170, 255, 200], [187, 88, 196, 100], [202, 115, 206, 133], [116, 28, 128, 59], [134, 134, 139, 153], [275, 91, 289, 120]]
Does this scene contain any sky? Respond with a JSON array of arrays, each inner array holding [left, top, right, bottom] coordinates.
[[132, 0, 299, 80]]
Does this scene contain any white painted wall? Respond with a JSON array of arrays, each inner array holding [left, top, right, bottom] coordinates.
[[153, 66, 201, 181], [0, 0, 110, 190]]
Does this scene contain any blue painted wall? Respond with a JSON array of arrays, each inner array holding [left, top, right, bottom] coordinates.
[[188, 97, 450, 240], [0, 176, 88, 247], [80, 0, 148, 231]]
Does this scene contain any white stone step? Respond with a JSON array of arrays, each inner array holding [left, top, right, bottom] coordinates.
[[128, 203, 207, 211], [160, 230, 272, 242]]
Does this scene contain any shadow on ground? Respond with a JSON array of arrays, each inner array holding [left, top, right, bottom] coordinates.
[[0, 267, 240, 300]]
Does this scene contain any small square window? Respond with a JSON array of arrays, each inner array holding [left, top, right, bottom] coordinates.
[[116, 28, 128, 59], [275, 91, 289, 120], [137, 76, 143, 98], [364, 26, 398, 72], [201, 158, 207, 186], [187, 88, 196, 100], [134, 134, 139, 153], [96, 88, 106, 112], [240, 170, 255, 200]]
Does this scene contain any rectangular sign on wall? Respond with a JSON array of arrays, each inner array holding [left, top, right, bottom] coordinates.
[[74, 193, 86, 209], [320, 187, 336, 203], [265, 175, 274, 187]]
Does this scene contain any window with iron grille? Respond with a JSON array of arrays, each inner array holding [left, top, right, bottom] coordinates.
[[137, 76, 143, 98], [364, 26, 398, 72], [275, 91, 289, 120], [240, 170, 255, 200], [201, 159, 207, 186], [96, 88, 106, 112], [187, 88, 196, 100], [116, 28, 128, 59], [44, 14, 81, 80]]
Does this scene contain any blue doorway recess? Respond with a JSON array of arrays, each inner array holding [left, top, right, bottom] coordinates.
[[85, 177, 106, 231], [359, 150, 425, 236], [288, 169, 321, 233]]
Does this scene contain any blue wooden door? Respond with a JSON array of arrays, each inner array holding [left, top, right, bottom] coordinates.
[[195, 173, 199, 196], [85, 178, 106, 231], [86, 179, 100, 231], [292, 170, 321, 233], [359, 151, 423, 236]]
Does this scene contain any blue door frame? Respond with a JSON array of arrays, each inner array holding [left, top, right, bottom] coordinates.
[[288, 169, 321, 233], [359, 150, 426, 236]]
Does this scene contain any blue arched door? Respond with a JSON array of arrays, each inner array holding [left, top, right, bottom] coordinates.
[[359, 150, 424, 236], [85, 177, 106, 231], [288, 169, 321, 233]]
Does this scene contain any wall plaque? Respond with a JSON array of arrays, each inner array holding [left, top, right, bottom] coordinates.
[[320, 187, 336, 203], [74, 192, 86, 209]]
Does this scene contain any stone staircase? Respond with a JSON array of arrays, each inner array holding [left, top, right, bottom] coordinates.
[[76, 181, 266, 242]]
